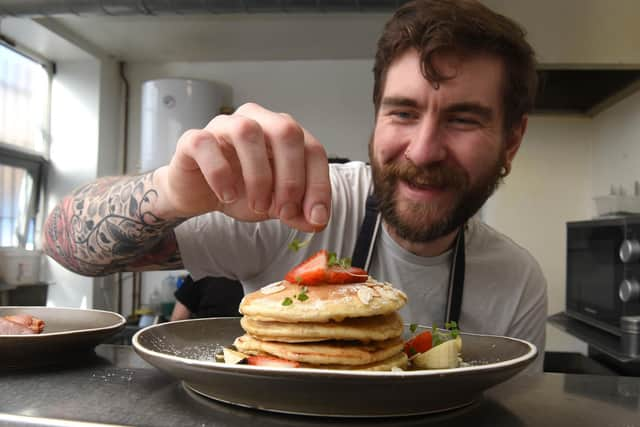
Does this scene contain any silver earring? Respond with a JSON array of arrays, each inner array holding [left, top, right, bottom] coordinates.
[[404, 150, 410, 160]]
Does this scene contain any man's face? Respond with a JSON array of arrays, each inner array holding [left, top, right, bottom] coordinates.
[[370, 49, 524, 243]]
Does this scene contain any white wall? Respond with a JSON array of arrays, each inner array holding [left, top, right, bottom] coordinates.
[[125, 59, 375, 173], [45, 60, 101, 308], [91, 60, 127, 312], [483, 92, 640, 353], [483, 115, 595, 353], [592, 90, 640, 199]]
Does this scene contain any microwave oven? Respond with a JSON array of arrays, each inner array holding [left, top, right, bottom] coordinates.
[[566, 216, 640, 350]]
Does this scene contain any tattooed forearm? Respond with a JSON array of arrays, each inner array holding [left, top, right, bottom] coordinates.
[[43, 172, 186, 276]]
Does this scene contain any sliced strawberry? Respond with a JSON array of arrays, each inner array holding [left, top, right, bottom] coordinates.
[[285, 250, 329, 285], [403, 330, 433, 356], [247, 355, 300, 368], [325, 266, 369, 284], [284, 250, 368, 286]]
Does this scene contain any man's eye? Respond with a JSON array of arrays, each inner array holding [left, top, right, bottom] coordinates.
[[449, 116, 480, 126], [391, 111, 415, 120]]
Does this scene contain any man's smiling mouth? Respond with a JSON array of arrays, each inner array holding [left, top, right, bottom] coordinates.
[[404, 179, 446, 191]]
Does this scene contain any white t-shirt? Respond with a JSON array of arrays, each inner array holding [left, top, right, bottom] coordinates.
[[176, 161, 548, 372]]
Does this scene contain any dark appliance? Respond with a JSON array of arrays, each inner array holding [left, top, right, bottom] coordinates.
[[566, 216, 640, 357]]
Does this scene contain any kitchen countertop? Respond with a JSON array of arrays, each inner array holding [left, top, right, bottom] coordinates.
[[1, 344, 639, 427]]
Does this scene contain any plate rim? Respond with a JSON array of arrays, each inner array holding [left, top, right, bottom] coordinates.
[[132, 317, 538, 377], [0, 306, 126, 338]]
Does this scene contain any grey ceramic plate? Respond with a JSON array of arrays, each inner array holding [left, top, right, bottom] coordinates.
[[133, 317, 537, 417], [0, 306, 126, 368]]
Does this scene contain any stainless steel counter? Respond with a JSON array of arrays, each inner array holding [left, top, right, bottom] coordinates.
[[1, 344, 639, 427]]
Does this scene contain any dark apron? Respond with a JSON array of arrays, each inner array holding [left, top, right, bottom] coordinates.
[[351, 194, 465, 324]]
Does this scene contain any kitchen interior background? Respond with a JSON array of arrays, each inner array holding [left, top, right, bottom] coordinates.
[[2, 0, 639, 355]]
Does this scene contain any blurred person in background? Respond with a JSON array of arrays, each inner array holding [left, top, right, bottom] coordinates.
[[170, 275, 244, 321]]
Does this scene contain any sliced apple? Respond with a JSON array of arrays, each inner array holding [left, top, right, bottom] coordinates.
[[223, 347, 248, 364], [411, 339, 459, 369]]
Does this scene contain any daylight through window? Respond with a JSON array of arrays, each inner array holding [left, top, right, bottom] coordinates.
[[0, 44, 50, 248]]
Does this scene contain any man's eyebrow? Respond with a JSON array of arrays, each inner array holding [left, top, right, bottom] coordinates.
[[381, 97, 494, 119], [380, 96, 419, 108], [444, 102, 494, 121]]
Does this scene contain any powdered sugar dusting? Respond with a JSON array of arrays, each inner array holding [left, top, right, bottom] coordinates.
[[147, 334, 221, 362]]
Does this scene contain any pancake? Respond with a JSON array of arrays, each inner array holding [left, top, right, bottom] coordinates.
[[313, 351, 409, 371], [234, 333, 404, 366], [240, 312, 403, 343], [239, 279, 408, 323]]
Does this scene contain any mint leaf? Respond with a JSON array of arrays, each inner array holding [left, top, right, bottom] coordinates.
[[339, 257, 352, 269], [328, 252, 338, 266], [296, 286, 309, 302], [327, 252, 352, 269], [282, 297, 293, 306], [288, 236, 312, 252], [445, 321, 460, 338]]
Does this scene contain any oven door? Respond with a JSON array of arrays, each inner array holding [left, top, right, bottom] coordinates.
[[566, 221, 625, 335]]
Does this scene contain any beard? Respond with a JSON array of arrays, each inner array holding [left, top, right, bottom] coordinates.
[[370, 144, 505, 243]]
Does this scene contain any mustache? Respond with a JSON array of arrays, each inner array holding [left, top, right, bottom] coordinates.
[[384, 161, 467, 188]]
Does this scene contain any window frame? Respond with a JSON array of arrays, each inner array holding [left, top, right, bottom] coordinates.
[[0, 144, 48, 248], [0, 40, 52, 249]]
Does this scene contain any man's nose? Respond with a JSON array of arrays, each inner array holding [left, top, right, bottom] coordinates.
[[403, 118, 446, 166]]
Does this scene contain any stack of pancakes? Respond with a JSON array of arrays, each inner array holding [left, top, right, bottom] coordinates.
[[234, 278, 409, 370]]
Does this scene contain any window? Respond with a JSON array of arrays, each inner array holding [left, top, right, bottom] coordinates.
[[0, 43, 50, 249]]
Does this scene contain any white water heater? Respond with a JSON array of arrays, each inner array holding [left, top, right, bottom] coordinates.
[[139, 78, 223, 172]]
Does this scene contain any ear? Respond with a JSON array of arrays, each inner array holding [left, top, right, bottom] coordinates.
[[504, 115, 528, 167]]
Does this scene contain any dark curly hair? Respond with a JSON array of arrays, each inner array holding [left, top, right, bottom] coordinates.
[[373, 0, 538, 131]]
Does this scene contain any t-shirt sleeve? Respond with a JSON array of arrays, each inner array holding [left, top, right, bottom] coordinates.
[[175, 212, 295, 282]]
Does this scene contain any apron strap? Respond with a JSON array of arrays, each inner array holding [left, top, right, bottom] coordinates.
[[445, 226, 465, 325], [351, 194, 381, 270], [351, 194, 466, 325]]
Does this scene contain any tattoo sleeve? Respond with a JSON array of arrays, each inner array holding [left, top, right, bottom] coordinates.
[[43, 171, 185, 276]]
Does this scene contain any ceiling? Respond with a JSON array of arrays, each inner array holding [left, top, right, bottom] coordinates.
[[34, 13, 392, 61], [1, 0, 639, 115]]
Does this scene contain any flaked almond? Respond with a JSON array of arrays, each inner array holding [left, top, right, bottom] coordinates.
[[365, 283, 380, 296], [357, 286, 375, 305], [260, 282, 286, 295], [376, 286, 398, 300], [367, 280, 388, 289]]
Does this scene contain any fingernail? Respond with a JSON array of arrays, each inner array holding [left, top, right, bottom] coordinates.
[[310, 204, 328, 225], [279, 202, 298, 220], [221, 189, 236, 203], [254, 199, 270, 214]]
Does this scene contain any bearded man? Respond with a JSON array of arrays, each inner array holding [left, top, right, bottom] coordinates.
[[43, 0, 547, 372]]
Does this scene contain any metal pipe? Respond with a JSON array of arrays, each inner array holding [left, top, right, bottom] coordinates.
[[0, 0, 403, 17]]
